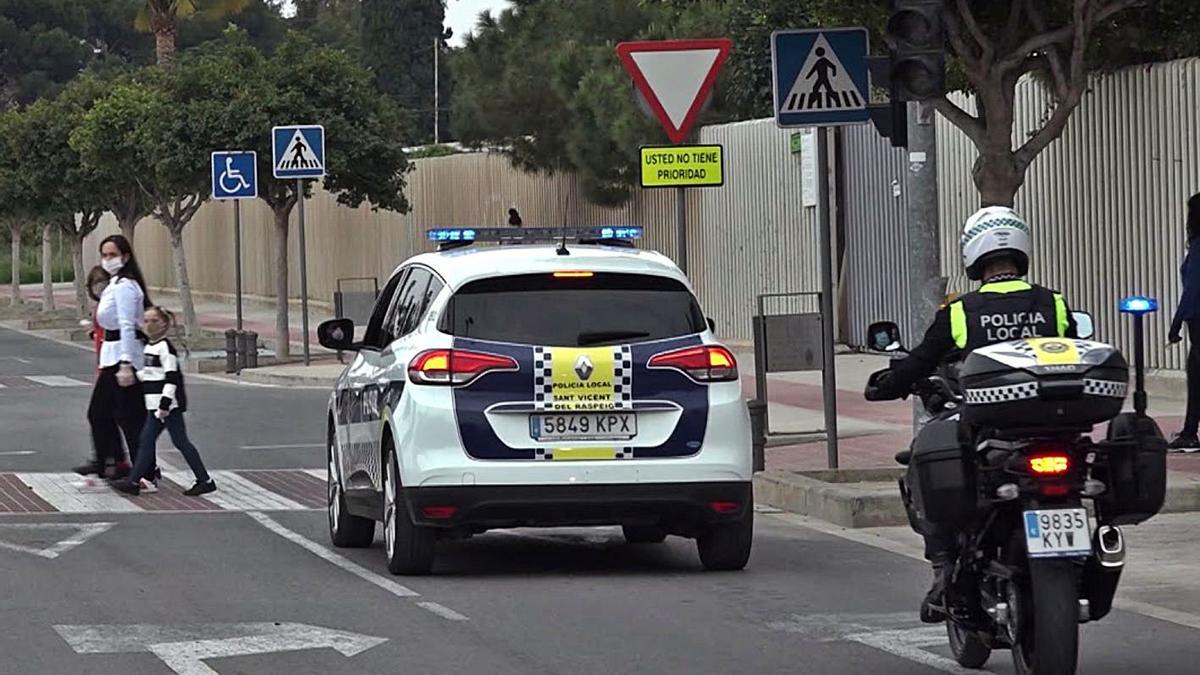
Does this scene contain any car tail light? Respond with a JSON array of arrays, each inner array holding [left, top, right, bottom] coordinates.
[[553, 271, 594, 278], [408, 349, 518, 386], [709, 501, 740, 514], [1029, 453, 1071, 476], [648, 345, 738, 383], [421, 506, 458, 519]]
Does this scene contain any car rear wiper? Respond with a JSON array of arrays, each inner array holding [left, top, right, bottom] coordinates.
[[576, 330, 650, 346]]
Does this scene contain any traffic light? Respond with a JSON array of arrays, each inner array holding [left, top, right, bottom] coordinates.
[[866, 56, 908, 148], [886, 0, 946, 101]]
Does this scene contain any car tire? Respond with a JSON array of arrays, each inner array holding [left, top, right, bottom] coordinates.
[[328, 433, 374, 548], [383, 444, 436, 575], [696, 506, 753, 571], [622, 524, 668, 544]]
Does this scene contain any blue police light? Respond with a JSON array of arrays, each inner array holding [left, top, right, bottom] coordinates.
[[1119, 295, 1159, 315], [427, 228, 477, 242]]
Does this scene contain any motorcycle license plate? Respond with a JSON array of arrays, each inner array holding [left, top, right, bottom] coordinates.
[[1024, 508, 1091, 558]]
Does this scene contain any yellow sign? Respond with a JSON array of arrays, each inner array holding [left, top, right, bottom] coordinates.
[[549, 347, 617, 411], [640, 145, 724, 188]]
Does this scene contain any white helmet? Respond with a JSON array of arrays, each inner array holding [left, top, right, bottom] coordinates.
[[961, 206, 1032, 280]]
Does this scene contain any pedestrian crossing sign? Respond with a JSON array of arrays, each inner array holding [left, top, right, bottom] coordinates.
[[771, 28, 870, 128], [272, 125, 325, 179]]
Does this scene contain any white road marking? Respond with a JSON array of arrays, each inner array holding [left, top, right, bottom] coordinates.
[[163, 470, 307, 512], [15, 473, 142, 513], [846, 627, 984, 674], [416, 602, 469, 622], [55, 622, 386, 675], [247, 511, 419, 598], [0, 522, 114, 559], [0, 450, 35, 456], [241, 443, 325, 450], [0, 356, 33, 364], [767, 511, 1200, 635], [304, 468, 328, 481], [23, 375, 89, 387]]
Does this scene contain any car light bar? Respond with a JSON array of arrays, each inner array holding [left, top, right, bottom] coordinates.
[[426, 226, 643, 247], [1119, 295, 1158, 315]]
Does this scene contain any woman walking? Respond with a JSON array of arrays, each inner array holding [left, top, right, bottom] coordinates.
[[85, 235, 152, 478], [1169, 193, 1200, 452]]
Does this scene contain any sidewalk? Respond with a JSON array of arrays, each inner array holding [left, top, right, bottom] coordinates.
[[6, 282, 1199, 475]]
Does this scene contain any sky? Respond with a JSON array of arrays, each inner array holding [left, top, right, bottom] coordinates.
[[277, 1, 513, 47]]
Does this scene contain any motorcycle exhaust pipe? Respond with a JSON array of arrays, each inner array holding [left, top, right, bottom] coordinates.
[[1095, 525, 1125, 569]]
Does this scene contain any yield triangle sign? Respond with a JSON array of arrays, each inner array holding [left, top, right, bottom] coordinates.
[[616, 39, 732, 144], [0, 522, 114, 559]]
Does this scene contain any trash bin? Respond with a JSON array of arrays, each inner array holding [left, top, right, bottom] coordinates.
[[224, 329, 237, 374], [747, 399, 768, 472]]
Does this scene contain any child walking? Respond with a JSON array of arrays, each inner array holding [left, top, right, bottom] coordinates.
[[112, 306, 216, 497]]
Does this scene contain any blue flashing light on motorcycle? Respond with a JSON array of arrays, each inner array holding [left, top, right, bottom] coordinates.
[[1119, 295, 1158, 315]]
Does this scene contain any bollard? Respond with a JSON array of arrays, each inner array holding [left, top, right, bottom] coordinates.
[[224, 329, 237, 374], [235, 330, 250, 372], [245, 331, 259, 369], [747, 399, 768, 472]]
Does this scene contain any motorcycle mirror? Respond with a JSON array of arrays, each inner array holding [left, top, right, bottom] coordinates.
[[1072, 311, 1095, 340], [867, 321, 903, 353]]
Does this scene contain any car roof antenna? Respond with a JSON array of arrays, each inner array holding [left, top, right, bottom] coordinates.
[[557, 222, 570, 256]]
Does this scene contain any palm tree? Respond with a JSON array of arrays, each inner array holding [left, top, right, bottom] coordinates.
[[136, 0, 252, 67]]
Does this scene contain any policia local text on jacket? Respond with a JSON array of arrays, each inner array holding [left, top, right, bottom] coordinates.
[[872, 277, 1079, 401]]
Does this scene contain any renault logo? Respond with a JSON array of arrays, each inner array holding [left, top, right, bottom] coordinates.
[[574, 354, 594, 381]]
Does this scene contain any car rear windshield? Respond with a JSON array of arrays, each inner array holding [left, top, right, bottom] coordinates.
[[439, 273, 706, 346]]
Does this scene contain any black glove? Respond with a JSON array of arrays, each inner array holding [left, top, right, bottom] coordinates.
[[864, 369, 899, 401]]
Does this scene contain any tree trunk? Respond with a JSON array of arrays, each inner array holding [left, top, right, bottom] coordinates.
[[41, 223, 54, 312], [154, 26, 177, 68], [69, 234, 87, 319], [972, 150, 1025, 208], [8, 222, 20, 306], [273, 207, 291, 360], [167, 225, 198, 335], [119, 215, 139, 245]]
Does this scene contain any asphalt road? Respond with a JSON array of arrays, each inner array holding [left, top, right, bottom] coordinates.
[[2, 324, 1200, 674]]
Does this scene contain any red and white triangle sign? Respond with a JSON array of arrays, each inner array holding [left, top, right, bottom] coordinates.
[[616, 39, 733, 144]]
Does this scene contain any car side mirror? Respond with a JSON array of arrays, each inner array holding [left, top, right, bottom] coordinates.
[[1072, 311, 1095, 340], [866, 321, 904, 353], [318, 318, 357, 351], [706, 317, 717, 334]]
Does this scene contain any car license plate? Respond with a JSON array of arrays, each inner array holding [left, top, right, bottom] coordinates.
[[1024, 508, 1091, 558], [530, 413, 637, 441]]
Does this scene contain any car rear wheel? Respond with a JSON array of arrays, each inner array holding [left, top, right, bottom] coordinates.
[[383, 445, 436, 575], [328, 434, 373, 548], [696, 506, 753, 571], [622, 524, 668, 544]]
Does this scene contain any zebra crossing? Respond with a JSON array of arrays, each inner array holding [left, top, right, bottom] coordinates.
[[0, 374, 92, 389], [0, 467, 328, 514]]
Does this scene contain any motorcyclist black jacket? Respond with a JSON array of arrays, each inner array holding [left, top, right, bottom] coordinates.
[[874, 278, 1078, 400]]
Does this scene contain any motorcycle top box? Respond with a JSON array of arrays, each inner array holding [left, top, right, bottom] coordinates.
[[960, 337, 1129, 430]]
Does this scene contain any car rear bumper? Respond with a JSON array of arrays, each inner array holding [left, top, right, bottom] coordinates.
[[403, 480, 752, 531]]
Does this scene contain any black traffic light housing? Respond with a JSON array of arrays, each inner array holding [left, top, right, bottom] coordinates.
[[866, 56, 908, 148], [886, 0, 946, 101]]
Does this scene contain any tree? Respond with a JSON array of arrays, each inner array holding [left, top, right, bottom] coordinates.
[[135, 0, 252, 66], [807, 0, 1191, 206], [362, 0, 449, 140], [0, 0, 93, 107], [0, 108, 25, 304]]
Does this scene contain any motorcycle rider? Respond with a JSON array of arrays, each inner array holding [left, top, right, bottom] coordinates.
[[866, 206, 1079, 623]]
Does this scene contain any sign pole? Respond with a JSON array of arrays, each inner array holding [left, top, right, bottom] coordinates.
[[234, 199, 243, 333], [675, 186, 688, 274], [816, 128, 839, 469], [297, 178, 310, 367]]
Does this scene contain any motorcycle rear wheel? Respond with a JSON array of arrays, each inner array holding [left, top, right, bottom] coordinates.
[[1011, 559, 1080, 675], [947, 620, 991, 669]]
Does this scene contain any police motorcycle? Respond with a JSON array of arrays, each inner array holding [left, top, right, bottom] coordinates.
[[863, 298, 1168, 675]]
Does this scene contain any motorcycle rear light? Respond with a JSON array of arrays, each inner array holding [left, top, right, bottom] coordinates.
[[408, 349, 518, 386], [649, 345, 738, 383], [1040, 483, 1072, 497], [421, 505, 458, 519], [709, 501, 740, 514], [1029, 454, 1070, 475]]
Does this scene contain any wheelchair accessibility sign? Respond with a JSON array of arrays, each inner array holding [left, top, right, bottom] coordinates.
[[211, 151, 258, 200]]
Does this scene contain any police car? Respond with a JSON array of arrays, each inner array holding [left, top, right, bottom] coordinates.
[[318, 226, 753, 575]]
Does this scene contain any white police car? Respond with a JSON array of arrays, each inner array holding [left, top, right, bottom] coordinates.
[[318, 226, 753, 575]]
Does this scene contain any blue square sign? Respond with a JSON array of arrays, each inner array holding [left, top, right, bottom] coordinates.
[[272, 125, 325, 179], [772, 28, 870, 128], [211, 151, 258, 200]]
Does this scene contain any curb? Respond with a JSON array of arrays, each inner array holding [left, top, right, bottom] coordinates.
[[753, 468, 1200, 529], [223, 369, 340, 388]]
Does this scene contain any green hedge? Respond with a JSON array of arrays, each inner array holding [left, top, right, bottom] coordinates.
[[0, 252, 75, 285]]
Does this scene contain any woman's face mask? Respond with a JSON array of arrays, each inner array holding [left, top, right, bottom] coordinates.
[[145, 314, 169, 340], [101, 257, 125, 275]]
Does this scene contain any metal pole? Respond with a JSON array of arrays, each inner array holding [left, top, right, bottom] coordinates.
[[297, 178, 311, 366], [234, 199, 243, 333], [675, 186, 688, 274], [816, 128, 839, 469], [433, 37, 440, 145], [905, 100, 942, 432], [1133, 314, 1147, 417]]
